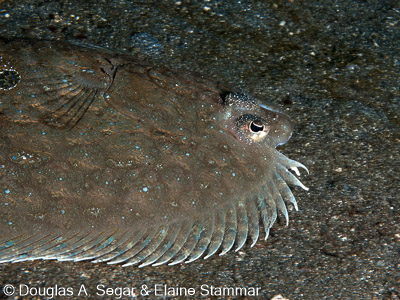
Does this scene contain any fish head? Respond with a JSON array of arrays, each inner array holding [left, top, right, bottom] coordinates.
[[219, 93, 293, 148]]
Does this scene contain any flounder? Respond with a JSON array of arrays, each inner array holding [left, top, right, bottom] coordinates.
[[0, 39, 308, 267]]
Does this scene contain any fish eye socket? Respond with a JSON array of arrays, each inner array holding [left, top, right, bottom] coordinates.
[[249, 120, 264, 133], [234, 114, 269, 143]]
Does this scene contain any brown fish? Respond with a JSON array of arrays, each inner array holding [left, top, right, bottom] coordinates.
[[0, 38, 308, 267]]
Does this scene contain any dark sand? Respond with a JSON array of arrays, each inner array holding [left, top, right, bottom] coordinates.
[[0, 1, 399, 299]]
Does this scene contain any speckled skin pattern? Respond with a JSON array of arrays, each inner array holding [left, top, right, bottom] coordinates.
[[0, 39, 307, 266]]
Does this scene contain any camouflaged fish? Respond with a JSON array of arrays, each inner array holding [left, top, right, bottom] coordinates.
[[0, 38, 308, 267]]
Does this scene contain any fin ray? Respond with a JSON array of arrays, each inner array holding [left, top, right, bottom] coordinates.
[[220, 204, 237, 256], [185, 213, 215, 263], [204, 209, 225, 259], [235, 201, 249, 252], [21, 75, 102, 128]]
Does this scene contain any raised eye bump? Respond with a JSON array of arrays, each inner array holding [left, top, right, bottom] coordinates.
[[231, 114, 269, 144]]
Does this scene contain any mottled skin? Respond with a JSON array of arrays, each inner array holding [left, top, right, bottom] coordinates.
[[0, 39, 307, 266]]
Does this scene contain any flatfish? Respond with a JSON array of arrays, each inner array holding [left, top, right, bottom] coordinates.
[[0, 38, 308, 267]]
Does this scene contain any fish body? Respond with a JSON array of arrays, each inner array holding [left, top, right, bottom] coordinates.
[[0, 39, 308, 266]]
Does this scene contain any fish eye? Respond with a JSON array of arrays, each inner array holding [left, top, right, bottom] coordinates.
[[249, 120, 264, 133], [234, 114, 269, 143]]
